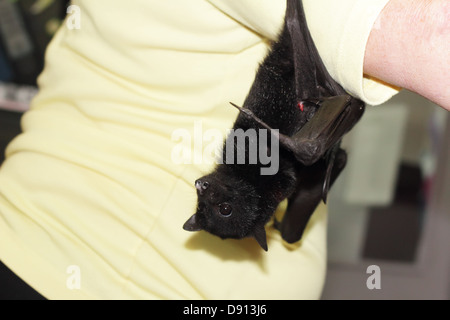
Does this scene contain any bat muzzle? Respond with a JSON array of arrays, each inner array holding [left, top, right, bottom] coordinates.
[[195, 179, 209, 195]]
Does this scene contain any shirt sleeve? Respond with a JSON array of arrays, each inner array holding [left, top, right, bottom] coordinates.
[[304, 0, 400, 105], [208, 0, 400, 105]]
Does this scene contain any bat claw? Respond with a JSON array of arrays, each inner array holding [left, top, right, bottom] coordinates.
[[229, 102, 244, 112], [321, 190, 328, 204]]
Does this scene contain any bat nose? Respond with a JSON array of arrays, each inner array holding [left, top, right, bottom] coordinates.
[[195, 179, 209, 195]]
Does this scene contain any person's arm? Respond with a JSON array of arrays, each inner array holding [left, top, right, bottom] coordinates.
[[364, 0, 450, 110]]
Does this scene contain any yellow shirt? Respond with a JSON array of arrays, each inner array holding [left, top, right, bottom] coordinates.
[[0, 0, 395, 299]]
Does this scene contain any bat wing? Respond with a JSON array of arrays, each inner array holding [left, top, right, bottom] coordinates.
[[284, 0, 365, 164], [287, 96, 364, 166], [278, 0, 365, 243], [285, 0, 365, 205], [276, 148, 347, 243], [286, 0, 347, 100], [230, 95, 362, 174]]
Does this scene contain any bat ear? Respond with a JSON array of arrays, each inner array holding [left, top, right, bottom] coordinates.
[[183, 214, 203, 232], [251, 225, 268, 251]]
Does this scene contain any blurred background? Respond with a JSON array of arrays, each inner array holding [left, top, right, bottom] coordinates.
[[0, 0, 69, 164], [322, 91, 450, 299], [1, 0, 449, 300]]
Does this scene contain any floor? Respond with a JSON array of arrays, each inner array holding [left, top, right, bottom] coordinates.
[[362, 164, 424, 262]]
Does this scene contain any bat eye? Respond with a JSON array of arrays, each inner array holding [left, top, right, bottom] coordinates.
[[218, 203, 232, 217]]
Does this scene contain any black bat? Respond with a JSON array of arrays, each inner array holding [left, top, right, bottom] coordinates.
[[183, 0, 364, 251]]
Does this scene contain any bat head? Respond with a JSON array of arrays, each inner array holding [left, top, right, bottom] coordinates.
[[183, 170, 269, 251]]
